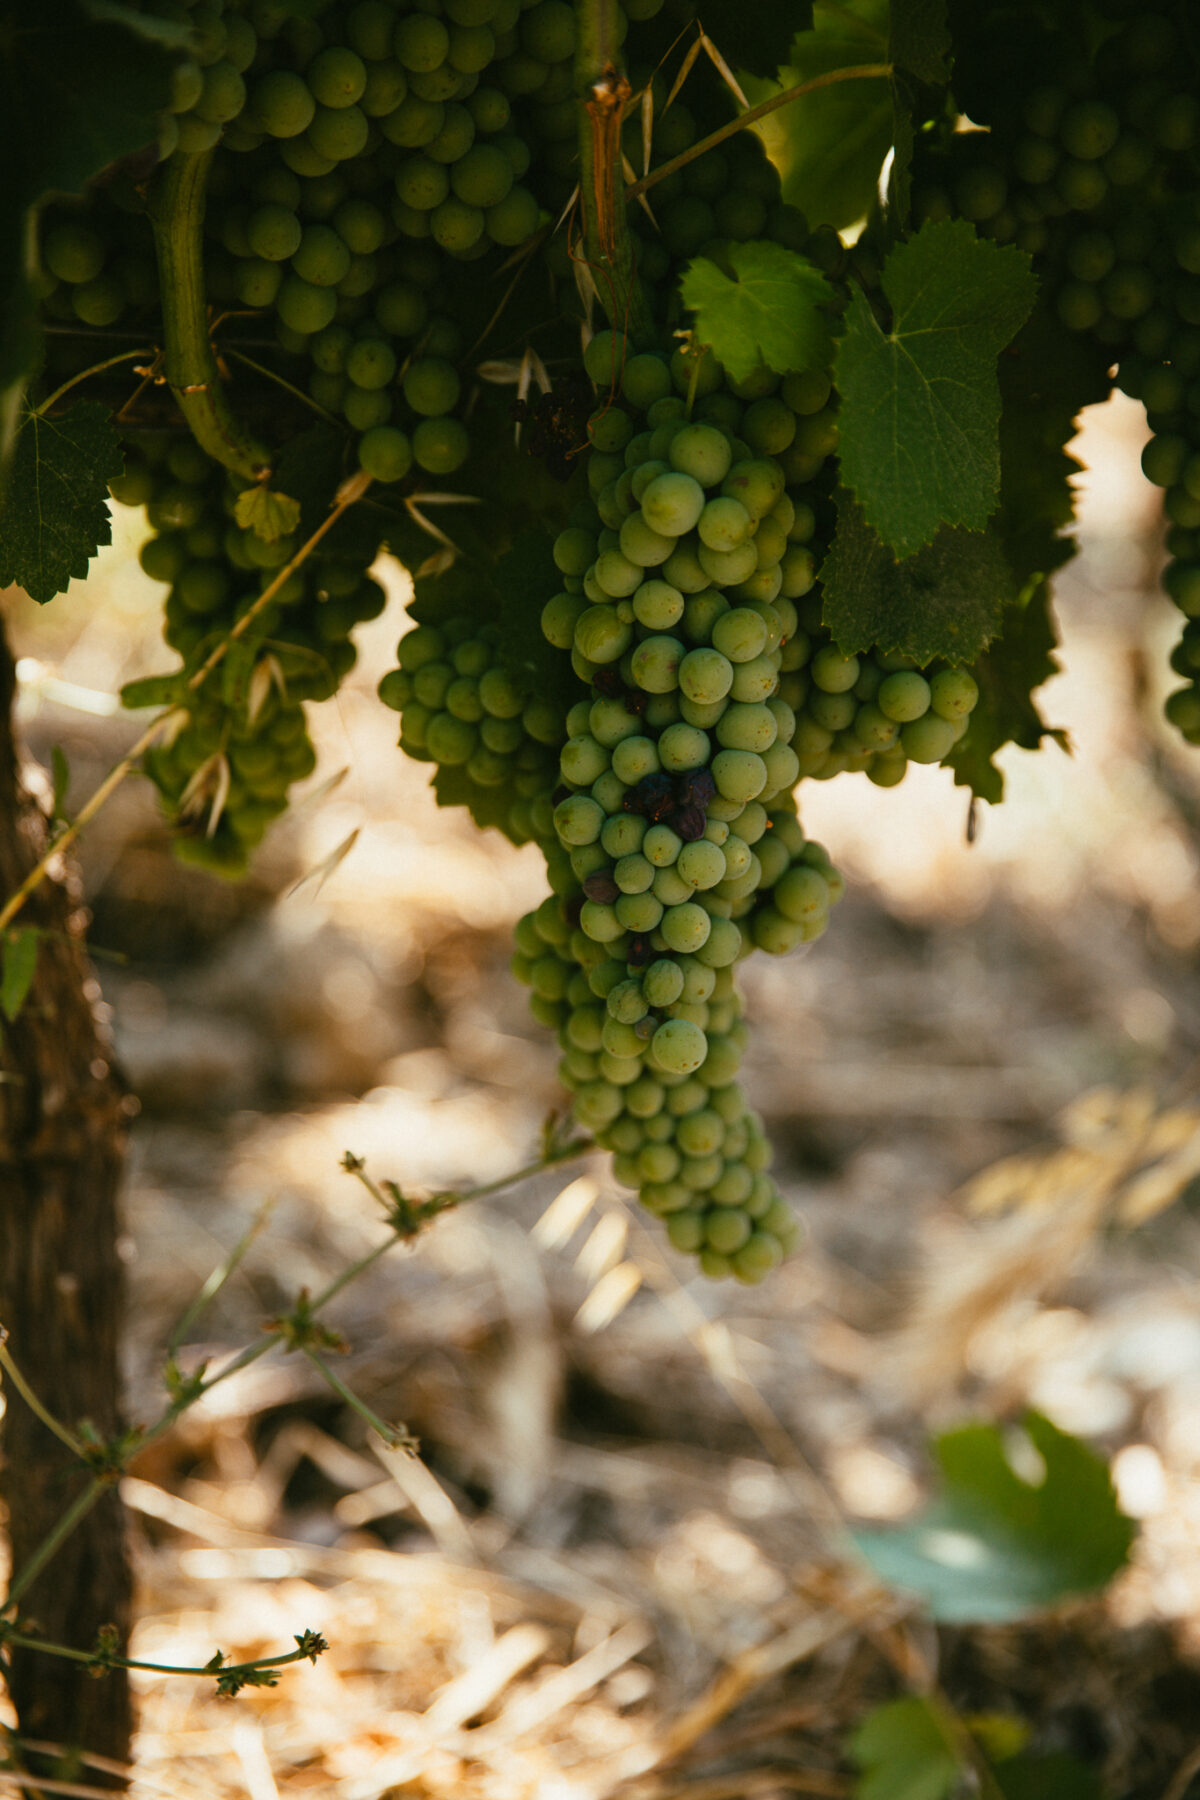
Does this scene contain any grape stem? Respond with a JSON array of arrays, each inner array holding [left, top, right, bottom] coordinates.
[[576, 0, 656, 347], [0, 471, 373, 936], [624, 63, 893, 200], [147, 149, 273, 485]]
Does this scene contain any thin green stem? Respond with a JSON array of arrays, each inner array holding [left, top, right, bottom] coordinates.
[[222, 348, 341, 427], [167, 1195, 279, 1355], [34, 350, 154, 418], [625, 63, 893, 199], [147, 150, 272, 483], [2, 1480, 105, 1615], [3, 1631, 318, 1680], [576, 0, 656, 345], [301, 1349, 410, 1448], [0, 1336, 85, 1457]]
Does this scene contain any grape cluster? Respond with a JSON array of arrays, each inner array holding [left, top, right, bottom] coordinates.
[[914, 0, 1200, 744], [118, 430, 382, 871], [780, 609, 980, 788], [511, 891, 801, 1284], [378, 615, 580, 843]]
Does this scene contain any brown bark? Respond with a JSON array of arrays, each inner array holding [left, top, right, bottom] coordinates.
[[0, 615, 133, 1774]]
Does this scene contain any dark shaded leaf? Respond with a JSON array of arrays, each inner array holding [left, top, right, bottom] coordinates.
[[0, 402, 124, 602]]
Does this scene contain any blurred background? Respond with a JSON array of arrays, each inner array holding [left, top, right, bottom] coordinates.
[[3, 391, 1200, 1797]]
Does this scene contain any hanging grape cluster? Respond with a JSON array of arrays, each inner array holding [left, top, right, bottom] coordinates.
[[28, 0, 1200, 1277]]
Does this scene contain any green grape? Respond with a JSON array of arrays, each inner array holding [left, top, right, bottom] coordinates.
[[901, 713, 958, 763], [877, 670, 932, 722], [309, 46, 368, 109], [247, 204, 302, 261], [451, 144, 514, 207], [307, 103, 369, 162], [431, 196, 485, 251], [358, 425, 413, 482], [43, 223, 104, 285], [631, 635, 685, 693], [487, 187, 538, 244], [252, 69, 316, 137], [669, 423, 733, 487]]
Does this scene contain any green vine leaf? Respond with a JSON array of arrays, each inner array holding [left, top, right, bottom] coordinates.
[[849, 1697, 962, 1800], [680, 242, 834, 382], [2, 928, 40, 1024], [744, 0, 892, 233], [889, 0, 950, 85], [0, 401, 124, 603], [852, 1412, 1136, 1623], [234, 485, 302, 544], [835, 221, 1039, 556], [821, 490, 1017, 666], [694, 2, 814, 79]]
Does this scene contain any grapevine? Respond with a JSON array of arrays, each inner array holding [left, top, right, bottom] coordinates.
[[5, 0, 1200, 1277]]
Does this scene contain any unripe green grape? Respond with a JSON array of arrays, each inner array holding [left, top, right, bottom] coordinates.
[[620, 512, 675, 569], [307, 102, 369, 161], [809, 645, 860, 694], [620, 352, 672, 411], [72, 276, 124, 326], [594, 547, 641, 597], [698, 539, 758, 587], [632, 579, 685, 631], [247, 203, 302, 261], [710, 608, 767, 664], [662, 541, 710, 594], [650, 1019, 707, 1075], [615, 890, 663, 933], [611, 735, 661, 784], [395, 12, 450, 70], [451, 143, 514, 207], [555, 793, 604, 844], [653, 866, 693, 907], [658, 722, 710, 773], [698, 496, 752, 552], [253, 69, 316, 137], [877, 670, 932, 722], [195, 59, 246, 123], [343, 385, 392, 431], [613, 853, 655, 896], [728, 655, 778, 704], [591, 697, 641, 748], [669, 423, 733, 488], [631, 635, 685, 693], [642, 960, 684, 1008], [712, 748, 766, 804], [716, 702, 776, 754], [381, 93, 445, 146], [486, 183, 539, 244], [43, 223, 105, 285], [431, 195, 485, 251], [1060, 99, 1119, 160], [659, 902, 711, 954], [901, 713, 958, 763], [426, 711, 477, 764], [574, 606, 631, 664], [721, 459, 784, 521], [677, 839, 726, 890], [292, 223, 352, 286], [542, 593, 587, 649], [929, 667, 978, 720]]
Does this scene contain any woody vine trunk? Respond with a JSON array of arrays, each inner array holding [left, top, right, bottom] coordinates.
[[0, 617, 133, 1774]]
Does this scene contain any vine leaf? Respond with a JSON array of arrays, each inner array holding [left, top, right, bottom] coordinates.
[[744, 0, 892, 233], [835, 221, 1038, 556], [852, 1412, 1135, 1622], [695, 2, 814, 78], [1, 928, 40, 1024], [680, 242, 833, 381], [948, 581, 1067, 802], [821, 490, 1016, 666], [0, 402, 124, 603], [889, 0, 950, 86], [849, 1697, 961, 1800], [234, 485, 301, 544]]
